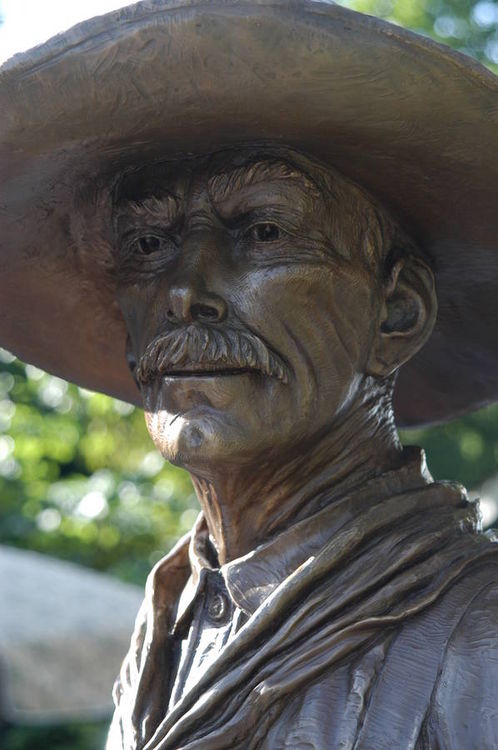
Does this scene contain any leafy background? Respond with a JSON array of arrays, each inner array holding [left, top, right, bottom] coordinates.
[[1, 0, 498, 747]]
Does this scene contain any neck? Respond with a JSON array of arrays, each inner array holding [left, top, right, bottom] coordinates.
[[190, 380, 402, 564]]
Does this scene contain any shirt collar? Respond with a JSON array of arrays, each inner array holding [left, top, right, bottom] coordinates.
[[175, 446, 431, 626]]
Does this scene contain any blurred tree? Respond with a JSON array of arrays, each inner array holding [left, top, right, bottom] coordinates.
[[336, 0, 498, 504], [1, 1, 498, 749], [338, 0, 498, 71], [1, 342, 497, 596], [0, 349, 197, 586], [1, 721, 108, 750], [0, 2, 495, 591]]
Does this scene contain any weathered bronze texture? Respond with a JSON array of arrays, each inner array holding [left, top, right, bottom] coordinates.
[[106, 146, 498, 750], [1, 2, 498, 749], [1, 0, 498, 425]]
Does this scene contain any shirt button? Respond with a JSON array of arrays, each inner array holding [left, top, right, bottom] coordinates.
[[207, 592, 228, 623]]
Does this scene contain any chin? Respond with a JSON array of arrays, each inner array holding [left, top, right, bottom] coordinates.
[[144, 405, 255, 470]]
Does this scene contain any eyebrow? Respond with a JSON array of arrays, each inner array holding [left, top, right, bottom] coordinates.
[[207, 159, 321, 204], [113, 194, 180, 227]]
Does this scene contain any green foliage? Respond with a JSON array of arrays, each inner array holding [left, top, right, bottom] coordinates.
[[1, 347, 497, 597], [0, 350, 196, 586], [338, 0, 498, 71], [1, 2, 497, 749], [2, 355, 497, 750], [0, 721, 108, 750], [0, 5, 495, 590], [401, 405, 498, 490]]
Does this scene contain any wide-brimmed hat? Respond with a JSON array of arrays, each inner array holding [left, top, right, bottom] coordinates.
[[1, 0, 497, 427]]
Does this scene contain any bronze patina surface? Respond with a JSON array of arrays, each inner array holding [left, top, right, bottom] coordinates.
[[1, 0, 498, 425], [1, 2, 498, 749], [106, 146, 498, 750]]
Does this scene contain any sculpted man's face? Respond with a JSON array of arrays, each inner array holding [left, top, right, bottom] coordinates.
[[113, 149, 423, 472]]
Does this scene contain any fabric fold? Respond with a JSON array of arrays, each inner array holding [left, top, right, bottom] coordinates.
[[109, 451, 498, 750]]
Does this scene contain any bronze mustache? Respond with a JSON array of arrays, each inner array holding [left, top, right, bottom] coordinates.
[[136, 325, 289, 385]]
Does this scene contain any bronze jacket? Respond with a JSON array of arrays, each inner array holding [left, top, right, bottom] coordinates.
[[108, 450, 498, 750]]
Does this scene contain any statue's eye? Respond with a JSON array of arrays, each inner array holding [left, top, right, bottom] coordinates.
[[249, 222, 281, 243], [133, 235, 165, 255]]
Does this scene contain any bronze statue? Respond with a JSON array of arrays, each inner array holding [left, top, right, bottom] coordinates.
[[1, 2, 497, 748]]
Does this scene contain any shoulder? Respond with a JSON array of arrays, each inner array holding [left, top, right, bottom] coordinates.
[[426, 565, 498, 750]]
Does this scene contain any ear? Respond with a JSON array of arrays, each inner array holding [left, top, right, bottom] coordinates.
[[366, 255, 437, 378]]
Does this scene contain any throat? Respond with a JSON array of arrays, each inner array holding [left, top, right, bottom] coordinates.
[[189, 387, 402, 565]]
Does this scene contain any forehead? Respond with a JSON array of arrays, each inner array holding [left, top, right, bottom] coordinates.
[[115, 147, 321, 203]]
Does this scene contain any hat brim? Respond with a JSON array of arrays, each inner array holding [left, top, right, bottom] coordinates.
[[1, 0, 497, 426]]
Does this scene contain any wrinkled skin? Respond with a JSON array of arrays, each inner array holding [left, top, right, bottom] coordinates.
[[113, 147, 436, 561]]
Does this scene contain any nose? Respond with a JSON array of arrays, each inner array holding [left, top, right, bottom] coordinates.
[[167, 286, 227, 324], [166, 231, 228, 325]]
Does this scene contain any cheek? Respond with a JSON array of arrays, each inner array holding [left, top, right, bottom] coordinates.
[[235, 264, 376, 380], [312, 270, 377, 373], [116, 283, 161, 357]]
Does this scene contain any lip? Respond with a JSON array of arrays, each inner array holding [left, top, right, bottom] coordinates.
[[161, 367, 257, 379]]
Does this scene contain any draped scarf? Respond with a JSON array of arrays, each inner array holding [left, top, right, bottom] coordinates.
[[108, 450, 498, 750]]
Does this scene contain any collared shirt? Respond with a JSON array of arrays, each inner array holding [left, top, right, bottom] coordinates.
[[169, 566, 247, 708], [108, 448, 498, 750], [166, 452, 394, 709]]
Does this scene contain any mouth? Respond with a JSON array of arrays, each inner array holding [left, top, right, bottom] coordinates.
[[160, 366, 259, 379]]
